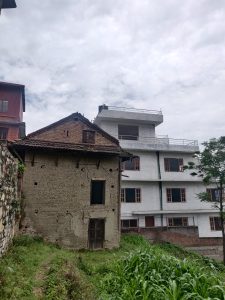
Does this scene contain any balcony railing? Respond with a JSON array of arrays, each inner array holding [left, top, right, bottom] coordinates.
[[119, 135, 198, 147], [103, 105, 162, 115]]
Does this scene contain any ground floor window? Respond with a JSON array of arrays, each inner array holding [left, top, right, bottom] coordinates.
[[121, 219, 138, 228], [209, 217, 222, 231], [167, 217, 188, 227]]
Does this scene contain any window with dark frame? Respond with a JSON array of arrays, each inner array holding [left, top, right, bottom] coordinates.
[[207, 189, 220, 202], [210, 217, 222, 231], [118, 124, 139, 140], [82, 130, 95, 144], [91, 180, 105, 205], [0, 100, 8, 113], [0, 127, 8, 139], [122, 157, 140, 171], [121, 219, 138, 228], [167, 188, 186, 202], [168, 217, 188, 227], [121, 188, 141, 203], [164, 158, 183, 172]]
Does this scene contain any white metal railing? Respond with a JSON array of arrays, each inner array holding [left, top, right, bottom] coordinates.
[[119, 135, 198, 146], [106, 105, 162, 115]]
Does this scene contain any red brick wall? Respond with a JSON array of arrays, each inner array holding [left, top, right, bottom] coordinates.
[[0, 86, 23, 141], [0, 88, 23, 122], [122, 227, 223, 247], [31, 120, 116, 146]]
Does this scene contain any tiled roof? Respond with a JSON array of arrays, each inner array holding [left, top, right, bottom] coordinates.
[[13, 139, 122, 155]]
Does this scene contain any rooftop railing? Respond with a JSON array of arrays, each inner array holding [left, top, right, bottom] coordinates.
[[99, 105, 162, 115], [119, 135, 198, 147]]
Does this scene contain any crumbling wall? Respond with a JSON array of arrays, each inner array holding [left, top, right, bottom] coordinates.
[[0, 143, 18, 256]]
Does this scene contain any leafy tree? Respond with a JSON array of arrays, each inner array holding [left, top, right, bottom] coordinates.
[[184, 137, 225, 264]]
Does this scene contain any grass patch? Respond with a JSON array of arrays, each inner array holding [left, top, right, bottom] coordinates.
[[0, 234, 225, 299]]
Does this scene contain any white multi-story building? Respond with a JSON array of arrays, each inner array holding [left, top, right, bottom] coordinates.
[[95, 105, 221, 241]]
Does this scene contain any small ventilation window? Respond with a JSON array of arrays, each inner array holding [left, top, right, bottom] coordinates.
[[83, 130, 95, 144]]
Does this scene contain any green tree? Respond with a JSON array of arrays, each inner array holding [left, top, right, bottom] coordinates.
[[184, 137, 225, 264]]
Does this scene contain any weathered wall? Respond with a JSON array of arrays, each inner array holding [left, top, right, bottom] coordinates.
[[0, 143, 18, 256], [31, 120, 116, 146], [122, 227, 222, 247], [22, 150, 120, 249]]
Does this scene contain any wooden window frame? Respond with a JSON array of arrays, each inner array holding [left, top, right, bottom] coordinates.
[[168, 217, 188, 227], [210, 217, 222, 231], [166, 188, 186, 203], [207, 189, 220, 202], [120, 188, 141, 203], [164, 158, 184, 172], [0, 100, 8, 113], [82, 130, 95, 144], [122, 157, 140, 171], [121, 219, 138, 228]]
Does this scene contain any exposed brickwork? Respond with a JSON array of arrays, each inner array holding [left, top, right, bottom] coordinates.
[[0, 143, 19, 256], [22, 150, 120, 249], [31, 120, 116, 146], [122, 227, 222, 247]]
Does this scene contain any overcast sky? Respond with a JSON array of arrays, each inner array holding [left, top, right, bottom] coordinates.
[[0, 0, 225, 143]]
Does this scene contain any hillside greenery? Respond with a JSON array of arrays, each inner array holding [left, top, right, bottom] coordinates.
[[0, 234, 225, 299]]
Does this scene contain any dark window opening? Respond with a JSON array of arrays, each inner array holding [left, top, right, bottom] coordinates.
[[167, 188, 186, 202], [118, 125, 139, 140], [91, 180, 105, 204], [0, 100, 8, 113], [83, 130, 95, 144], [210, 217, 222, 231], [0, 127, 8, 139], [89, 219, 105, 249], [121, 188, 141, 203], [122, 157, 140, 171], [207, 189, 220, 202], [168, 217, 188, 227], [164, 158, 183, 172], [121, 219, 138, 228]]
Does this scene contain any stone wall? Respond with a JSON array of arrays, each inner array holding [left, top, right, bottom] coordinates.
[[0, 142, 19, 256]]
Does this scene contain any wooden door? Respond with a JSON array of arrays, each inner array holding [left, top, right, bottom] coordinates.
[[145, 216, 155, 227], [88, 219, 105, 249]]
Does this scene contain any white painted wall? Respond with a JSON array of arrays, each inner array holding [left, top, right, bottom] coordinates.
[[162, 182, 218, 211], [198, 214, 222, 237], [121, 181, 160, 217], [122, 151, 159, 181], [160, 152, 201, 182]]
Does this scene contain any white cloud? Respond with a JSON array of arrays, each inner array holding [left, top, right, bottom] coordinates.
[[0, 0, 225, 144]]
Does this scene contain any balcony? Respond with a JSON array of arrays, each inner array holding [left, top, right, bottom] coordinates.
[[95, 105, 163, 126], [119, 136, 199, 152]]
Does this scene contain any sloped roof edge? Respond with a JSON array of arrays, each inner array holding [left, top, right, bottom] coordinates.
[[27, 112, 119, 145]]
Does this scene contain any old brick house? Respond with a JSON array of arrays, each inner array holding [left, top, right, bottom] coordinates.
[[13, 113, 123, 249], [0, 81, 26, 141]]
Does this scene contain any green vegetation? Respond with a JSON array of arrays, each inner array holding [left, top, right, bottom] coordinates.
[[0, 234, 225, 299]]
